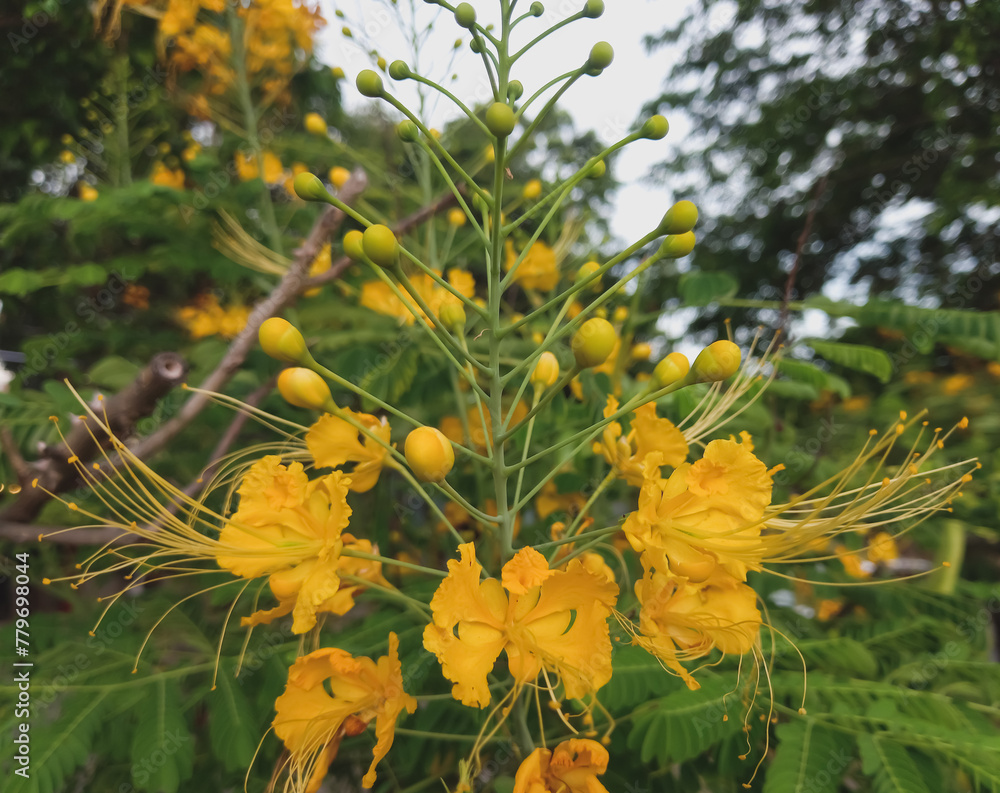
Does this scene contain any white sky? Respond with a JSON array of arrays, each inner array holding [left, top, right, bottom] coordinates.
[[316, 0, 691, 246]]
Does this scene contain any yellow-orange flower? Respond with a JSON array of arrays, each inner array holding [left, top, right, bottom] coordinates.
[[306, 409, 392, 493], [360, 269, 474, 326], [150, 161, 185, 189], [235, 149, 284, 183], [593, 395, 688, 486], [423, 544, 618, 707], [633, 567, 761, 690], [272, 633, 416, 791], [504, 240, 560, 291], [623, 437, 773, 582], [176, 294, 250, 339], [513, 739, 610, 793], [216, 456, 352, 633], [535, 481, 586, 520]]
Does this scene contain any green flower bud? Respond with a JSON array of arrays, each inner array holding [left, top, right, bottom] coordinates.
[[362, 224, 399, 267], [659, 231, 696, 259], [439, 302, 466, 331], [388, 60, 410, 80], [292, 172, 331, 202], [530, 2, 544, 16], [508, 80, 524, 102], [640, 115, 669, 140], [470, 38, 481, 53], [583, 0, 604, 17], [485, 102, 516, 138], [356, 69, 384, 98], [396, 120, 419, 142], [571, 317, 617, 368], [588, 42, 614, 70], [693, 340, 741, 382], [658, 200, 699, 235], [586, 159, 606, 179], [653, 352, 690, 388], [454, 2, 476, 29], [343, 230, 365, 260]]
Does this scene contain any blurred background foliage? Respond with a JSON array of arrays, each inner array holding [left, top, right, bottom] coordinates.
[[1, 0, 998, 791]]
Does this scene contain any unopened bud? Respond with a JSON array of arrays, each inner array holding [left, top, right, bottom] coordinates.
[[362, 224, 399, 267], [404, 427, 455, 482], [692, 340, 741, 382], [293, 172, 330, 202], [653, 352, 690, 387], [343, 230, 365, 260], [576, 261, 601, 291], [631, 342, 653, 361], [659, 231, 696, 259], [260, 318, 311, 364], [658, 200, 698, 235], [571, 318, 617, 368], [277, 368, 332, 410], [531, 352, 560, 389]]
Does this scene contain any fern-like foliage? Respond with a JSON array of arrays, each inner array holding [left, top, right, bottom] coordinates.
[[763, 720, 853, 793]]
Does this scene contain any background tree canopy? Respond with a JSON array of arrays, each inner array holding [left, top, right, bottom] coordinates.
[[643, 0, 1000, 333]]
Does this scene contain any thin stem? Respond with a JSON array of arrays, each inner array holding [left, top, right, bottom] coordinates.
[[512, 390, 541, 509], [341, 547, 446, 578], [510, 11, 586, 62]]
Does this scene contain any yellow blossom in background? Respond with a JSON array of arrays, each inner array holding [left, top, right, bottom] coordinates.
[[623, 437, 773, 582], [304, 111, 327, 135], [303, 242, 331, 296], [360, 269, 474, 326], [306, 409, 392, 493], [943, 373, 975, 395], [235, 149, 284, 183], [272, 633, 416, 791], [521, 178, 543, 200], [834, 544, 872, 579], [423, 544, 618, 708], [504, 240, 560, 291], [536, 481, 587, 520], [513, 739, 611, 793], [181, 141, 202, 162], [329, 165, 351, 187], [867, 531, 899, 564], [438, 401, 528, 452], [593, 396, 688, 486], [150, 161, 185, 189], [447, 207, 467, 227], [79, 183, 98, 201], [816, 598, 844, 622], [122, 284, 151, 309], [633, 567, 761, 690]]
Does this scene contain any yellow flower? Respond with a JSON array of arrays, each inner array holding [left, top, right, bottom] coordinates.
[[304, 243, 332, 296], [235, 149, 284, 183], [593, 395, 688, 486], [150, 162, 185, 188], [867, 531, 899, 564], [272, 633, 416, 792], [304, 111, 327, 135], [176, 294, 249, 339], [447, 207, 467, 227], [535, 481, 586, 520], [305, 409, 392, 493], [942, 373, 975, 395], [504, 240, 560, 291], [521, 178, 543, 201], [216, 457, 353, 633], [833, 544, 872, 579], [79, 183, 98, 201], [632, 567, 761, 690], [360, 269, 474, 326], [329, 165, 351, 187], [423, 543, 618, 707], [513, 739, 610, 793], [623, 437, 772, 581]]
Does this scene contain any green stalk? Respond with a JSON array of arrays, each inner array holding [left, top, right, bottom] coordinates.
[[227, 5, 283, 255]]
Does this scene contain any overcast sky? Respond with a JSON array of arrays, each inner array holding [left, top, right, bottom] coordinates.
[[316, 0, 690, 246]]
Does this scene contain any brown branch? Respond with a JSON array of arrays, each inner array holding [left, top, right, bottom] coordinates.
[[1, 427, 30, 484], [778, 175, 828, 341], [0, 352, 188, 524]]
